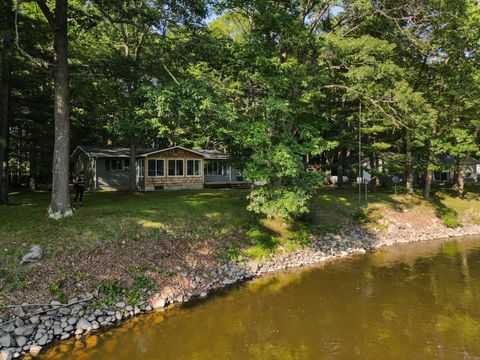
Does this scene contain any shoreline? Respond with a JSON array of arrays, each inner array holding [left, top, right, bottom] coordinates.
[[1, 222, 480, 359]]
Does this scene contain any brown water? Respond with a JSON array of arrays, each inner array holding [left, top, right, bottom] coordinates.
[[41, 237, 480, 360]]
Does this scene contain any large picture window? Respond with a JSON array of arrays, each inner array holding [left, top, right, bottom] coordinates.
[[148, 159, 164, 177], [205, 160, 225, 176], [187, 160, 202, 176], [168, 159, 184, 176]]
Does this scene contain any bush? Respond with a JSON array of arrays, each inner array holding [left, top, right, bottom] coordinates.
[[442, 213, 461, 228], [353, 207, 371, 223]]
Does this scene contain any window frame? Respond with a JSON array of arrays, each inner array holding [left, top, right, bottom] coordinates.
[[147, 158, 165, 177], [167, 158, 184, 177], [187, 159, 203, 177], [205, 160, 225, 176], [105, 158, 127, 172]]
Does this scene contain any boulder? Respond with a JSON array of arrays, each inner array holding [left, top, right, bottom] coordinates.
[[19, 245, 43, 265], [149, 296, 166, 309]]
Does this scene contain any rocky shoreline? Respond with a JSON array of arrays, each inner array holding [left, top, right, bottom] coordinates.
[[1, 222, 480, 359]]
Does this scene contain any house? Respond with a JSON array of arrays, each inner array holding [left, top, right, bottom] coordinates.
[[433, 156, 480, 185], [71, 146, 248, 191]]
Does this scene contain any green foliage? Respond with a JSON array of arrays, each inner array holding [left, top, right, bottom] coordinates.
[[353, 207, 372, 224], [247, 187, 311, 221], [152, 266, 175, 276], [49, 281, 66, 303], [442, 211, 461, 229], [244, 227, 280, 259]]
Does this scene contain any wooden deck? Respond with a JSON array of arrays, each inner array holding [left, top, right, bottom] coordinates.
[[204, 181, 252, 189]]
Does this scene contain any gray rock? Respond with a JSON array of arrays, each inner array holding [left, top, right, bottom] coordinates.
[[93, 309, 103, 317], [76, 318, 91, 331], [67, 317, 78, 326], [58, 308, 70, 315], [13, 320, 23, 328], [222, 278, 235, 285], [37, 334, 48, 346], [70, 305, 83, 315], [64, 325, 73, 333], [53, 325, 63, 336], [12, 307, 24, 319], [19, 245, 44, 265], [14, 336, 27, 348], [0, 312, 9, 322], [60, 333, 70, 340], [50, 300, 61, 307], [34, 331, 45, 340], [13, 326, 33, 337], [29, 315, 40, 325], [0, 334, 15, 347], [115, 302, 125, 309], [1, 323, 14, 333]]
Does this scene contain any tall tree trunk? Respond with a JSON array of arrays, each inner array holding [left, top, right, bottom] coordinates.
[[38, 0, 72, 218], [423, 142, 432, 200], [369, 154, 376, 192], [456, 125, 479, 197], [129, 142, 136, 193], [405, 128, 414, 194], [0, 0, 13, 203]]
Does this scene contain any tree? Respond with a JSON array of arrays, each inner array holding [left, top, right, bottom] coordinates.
[[35, 0, 72, 218], [0, 0, 14, 203], [89, 0, 207, 193]]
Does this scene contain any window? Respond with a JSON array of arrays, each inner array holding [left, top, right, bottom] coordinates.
[[137, 160, 145, 178], [168, 159, 184, 176], [205, 160, 225, 176], [148, 159, 164, 177], [105, 159, 125, 171], [187, 160, 202, 176]]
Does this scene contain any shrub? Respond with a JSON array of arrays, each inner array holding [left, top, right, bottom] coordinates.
[[442, 213, 461, 228], [353, 207, 371, 223]]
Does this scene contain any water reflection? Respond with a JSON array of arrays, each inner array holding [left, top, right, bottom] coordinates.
[[39, 237, 480, 360]]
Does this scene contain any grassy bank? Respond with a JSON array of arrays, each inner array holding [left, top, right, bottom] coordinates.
[[1, 186, 479, 304]]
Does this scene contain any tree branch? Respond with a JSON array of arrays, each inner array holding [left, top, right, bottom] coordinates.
[[35, 0, 56, 30]]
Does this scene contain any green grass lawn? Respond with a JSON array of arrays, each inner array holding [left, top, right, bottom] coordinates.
[[0, 189, 257, 266], [2, 186, 479, 268]]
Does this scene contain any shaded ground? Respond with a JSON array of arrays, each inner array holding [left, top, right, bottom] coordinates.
[[1, 186, 479, 305]]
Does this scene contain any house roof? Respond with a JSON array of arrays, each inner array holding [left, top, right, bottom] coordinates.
[[74, 145, 229, 160], [136, 146, 206, 158], [196, 149, 228, 160], [74, 146, 156, 158]]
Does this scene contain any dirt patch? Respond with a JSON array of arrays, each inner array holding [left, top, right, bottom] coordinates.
[[2, 235, 237, 305]]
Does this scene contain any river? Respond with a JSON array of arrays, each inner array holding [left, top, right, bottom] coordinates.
[[40, 236, 480, 359]]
